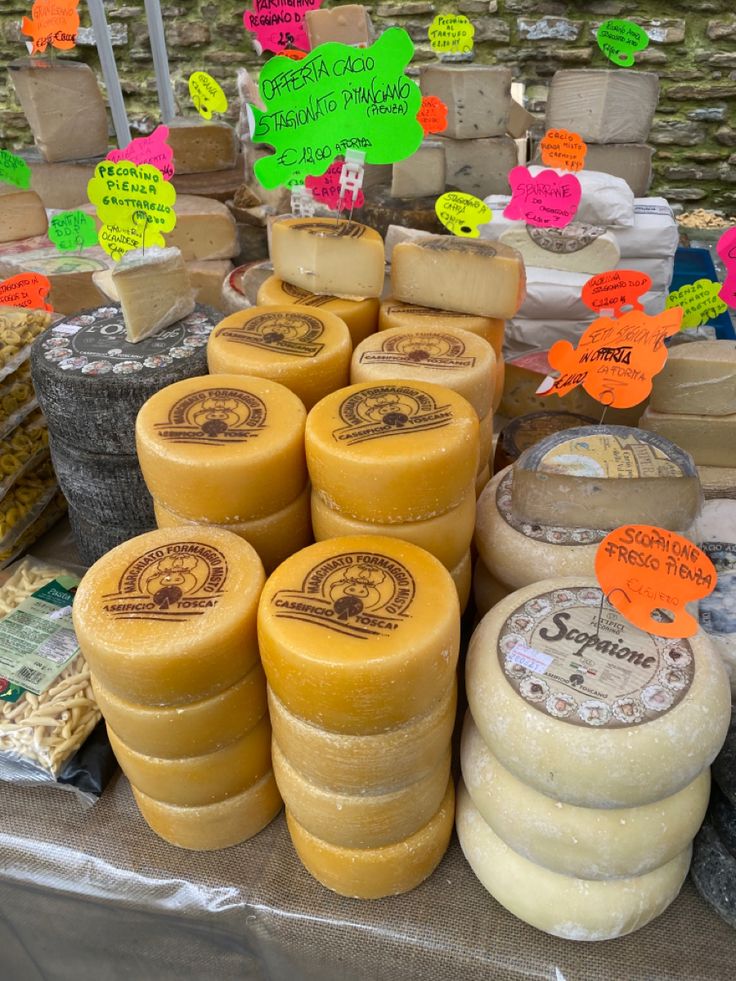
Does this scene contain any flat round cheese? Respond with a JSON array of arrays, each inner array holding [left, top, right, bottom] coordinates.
[[258, 275, 379, 347], [379, 298, 504, 358], [473, 558, 511, 619], [466, 577, 731, 807], [494, 410, 598, 473], [691, 819, 736, 930], [221, 260, 273, 314]]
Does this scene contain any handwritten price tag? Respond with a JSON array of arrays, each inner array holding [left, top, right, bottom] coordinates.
[[538, 307, 683, 410], [539, 129, 587, 173], [428, 14, 474, 55], [597, 19, 649, 67], [0, 273, 52, 311], [48, 210, 98, 252], [0, 150, 31, 190], [582, 269, 652, 317], [243, 0, 321, 54], [504, 165, 581, 228], [666, 279, 728, 329], [305, 160, 365, 211], [107, 126, 174, 181], [596, 526, 717, 638], [21, 0, 79, 54], [717, 227, 736, 309], [188, 72, 228, 120], [435, 192, 491, 238], [417, 96, 448, 135]]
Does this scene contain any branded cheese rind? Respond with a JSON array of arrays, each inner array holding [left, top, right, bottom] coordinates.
[[512, 426, 703, 531], [267, 682, 456, 795], [273, 740, 451, 849], [107, 714, 272, 807], [498, 224, 621, 275], [257, 276, 379, 347], [207, 305, 352, 410], [111, 247, 196, 343], [391, 237, 525, 320], [0, 186, 48, 244], [379, 299, 505, 358], [351, 326, 495, 421], [167, 119, 238, 174], [473, 558, 511, 618], [456, 783, 690, 941], [270, 218, 385, 301], [306, 380, 479, 523], [258, 536, 460, 734], [154, 486, 312, 575], [650, 341, 736, 417], [133, 770, 282, 850], [545, 70, 660, 144], [72, 527, 265, 705], [461, 713, 710, 880], [639, 408, 736, 469], [286, 778, 455, 899], [310, 483, 475, 572], [136, 374, 307, 523], [91, 662, 267, 759], [419, 65, 512, 139], [466, 577, 731, 808]]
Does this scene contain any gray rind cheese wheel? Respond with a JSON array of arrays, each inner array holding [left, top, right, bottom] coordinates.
[[49, 433, 154, 527], [68, 504, 154, 566], [710, 784, 736, 862], [31, 304, 217, 454], [713, 708, 736, 807], [691, 820, 736, 930], [360, 186, 445, 240]]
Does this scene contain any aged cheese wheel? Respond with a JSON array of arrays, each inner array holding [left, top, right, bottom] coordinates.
[[466, 577, 731, 807], [306, 380, 479, 523], [273, 740, 451, 848], [494, 411, 598, 473], [712, 708, 736, 807], [379, 298, 505, 358], [222, 260, 273, 314], [136, 374, 307, 522], [310, 483, 474, 572], [91, 662, 267, 759], [461, 712, 710, 880], [133, 769, 282, 850], [207, 304, 352, 410], [360, 186, 445, 240], [257, 275, 379, 347], [473, 558, 512, 619], [258, 536, 460, 734], [691, 819, 736, 930], [267, 681, 456, 794], [68, 504, 154, 567], [456, 782, 691, 941], [286, 777, 455, 899], [72, 527, 265, 704]]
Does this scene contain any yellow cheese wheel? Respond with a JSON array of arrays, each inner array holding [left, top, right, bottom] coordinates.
[[136, 373, 307, 522], [379, 298, 504, 357], [91, 662, 267, 759], [493, 356, 505, 413], [450, 550, 472, 613], [154, 485, 312, 574], [350, 325, 495, 420], [267, 682, 457, 794], [107, 714, 272, 807], [473, 558, 512, 618], [257, 535, 460, 734], [478, 409, 493, 473], [258, 275, 379, 346], [207, 304, 352, 410], [273, 740, 451, 848], [72, 527, 265, 705], [310, 483, 475, 572], [133, 770, 282, 850], [306, 380, 479, 522], [286, 778, 455, 898], [475, 465, 490, 498]]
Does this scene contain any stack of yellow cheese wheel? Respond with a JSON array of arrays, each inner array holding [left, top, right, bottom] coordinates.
[[136, 373, 312, 573], [257, 276, 380, 348], [207, 304, 353, 410], [72, 526, 282, 850], [306, 379, 479, 611], [351, 325, 496, 497], [257, 535, 459, 899]]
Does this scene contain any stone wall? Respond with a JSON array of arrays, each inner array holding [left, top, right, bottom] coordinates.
[[1, 1, 735, 210]]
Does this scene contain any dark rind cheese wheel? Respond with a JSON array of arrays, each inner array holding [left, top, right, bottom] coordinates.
[[713, 708, 736, 808], [68, 504, 153, 566], [494, 411, 598, 473], [711, 784, 736, 862], [49, 433, 154, 527], [360, 186, 445, 240], [691, 819, 736, 929], [31, 304, 217, 455]]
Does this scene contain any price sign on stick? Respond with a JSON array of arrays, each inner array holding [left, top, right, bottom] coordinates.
[[428, 14, 474, 56], [49, 211, 98, 252], [540, 129, 587, 173], [417, 96, 448, 135], [504, 166, 581, 228], [717, 227, 736, 309], [582, 269, 652, 318], [87, 162, 176, 261], [597, 19, 649, 67], [107, 126, 174, 181], [0, 151, 31, 190], [435, 192, 491, 238], [305, 160, 365, 211], [188, 72, 228, 120], [21, 0, 79, 54], [243, 0, 321, 54], [0, 273, 52, 311], [666, 279, 728, 329]]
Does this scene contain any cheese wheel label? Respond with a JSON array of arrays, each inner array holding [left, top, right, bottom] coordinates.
[[103, 540, 228, 621], [334, 384, 453, 445], [276, 280, 340, 307], [358, 332, 475, 371], [154, 385, 267, 445], [216, 311, 326, 358], [527, 223, 606, 254], [382, 303, 491, 325], [425, 238, 495, 258], [498, 585, 694, 729], [270, 550, 415, 640], [497, 471, 605, 547]]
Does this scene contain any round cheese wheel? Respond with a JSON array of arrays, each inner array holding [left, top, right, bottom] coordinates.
[[267, 681, 456, 794], [466, 577, 731, 807], [136, 374, 307, 522], [108, 714, 272, 807], [91, 662, 267, 759], [379, 298, 504, 358], [691, 819, 736, 929], [273, 740, 451, 848], [207, 305, 352, 410], [133, 770, 282, 850], [258, 275, 379, 347], [258, 535, 460, 734], [350, 326, 495, 420], [478, 409, 493, 473], [68, 504, 153, 567], [451, 549, 472, 613], [494, 410, 598, 473], [287, 777, 455, 899], [475, 467, 600, 589], [154, 485, 312, 575], [456, 782, 691, 941], [461, 712, 710, 880], [72, 527, 265, 705], [222, 260, 273, 314], [310, 483, 475, 572], [473, 558, 512, 619], [475, 465, 490, 499], [306, 380, 479, 523]]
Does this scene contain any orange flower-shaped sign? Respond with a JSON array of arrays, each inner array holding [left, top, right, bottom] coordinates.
[[0, 273, 52, 311], [539, 129, 587, 172], [417, 96, 448, 135], [21, 0, 79, 54], [582, 269, 652, 317]]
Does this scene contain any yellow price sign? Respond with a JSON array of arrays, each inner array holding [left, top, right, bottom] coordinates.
[[188, 72, 228, 120], [87, 161, 176, 260], [435, 191, 491, 238]]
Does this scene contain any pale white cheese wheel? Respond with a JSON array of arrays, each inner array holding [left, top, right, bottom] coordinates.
[[456, 782, 691, 941], [461, 712, 710, 879], [466, 577, 731, 807]]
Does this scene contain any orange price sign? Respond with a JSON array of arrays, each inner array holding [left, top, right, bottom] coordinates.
[[538, 307, 683, 409], [595, 525, 717, 638], [21, 0, 79, 54], [417, 96, 448, 135], [0, 273, 52, 311], [582, 268, 652, 317], [280, 49, 308, 60], [539, 129, 587, 172]]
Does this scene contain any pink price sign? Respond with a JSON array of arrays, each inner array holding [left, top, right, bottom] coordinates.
[[717, 226, 736, 309], [107, 126, 174, 181], [504, 165, 581, 228], [305, 160, 365, 211], [243, 0, 321, 54]]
